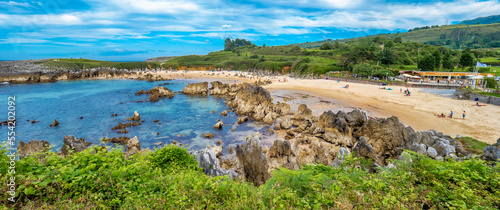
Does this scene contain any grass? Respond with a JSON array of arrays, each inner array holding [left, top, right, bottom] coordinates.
[[2, 144, 499, 209], [478, 91, 500, 97], [456, 137, 491, 154]]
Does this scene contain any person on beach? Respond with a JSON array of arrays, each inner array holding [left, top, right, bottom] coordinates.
[[462, 111, 466, 120], [449, 111, 453, 119], [400, 88, 402, 93]]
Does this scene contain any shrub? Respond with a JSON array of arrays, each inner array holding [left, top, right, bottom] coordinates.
[[149, 145, 199, 170]]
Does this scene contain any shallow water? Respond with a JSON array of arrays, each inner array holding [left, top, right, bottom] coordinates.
[[0, 79, 269, 152], [418, 88, 456, 98]]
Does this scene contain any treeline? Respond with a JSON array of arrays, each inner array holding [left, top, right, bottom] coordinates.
[[224, 38, 255, 51], [408, 25, 440, 32]]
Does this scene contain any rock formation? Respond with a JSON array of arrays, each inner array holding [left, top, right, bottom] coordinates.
[[484, 138, 500, 161], [235, 133, 271, 186], [213, 121, 224, 129], [209, 81, 230, 95], [126, 136, 141, 156], [61, 135, 91, 156], [17, 139, 50, 160], [50, 119, 59, 127], [102, 137, 130, 145], [182, 82, 208, 95], [190, 147, 238, 179], [135, 86, 175, 102], [127, 111, 141, 121]]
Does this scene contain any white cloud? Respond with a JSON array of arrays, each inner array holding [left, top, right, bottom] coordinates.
[[222, 24, 231, 28], [0, 38, 47, 44], [105, 0, 201, 14], [0, 1, 33, 8]]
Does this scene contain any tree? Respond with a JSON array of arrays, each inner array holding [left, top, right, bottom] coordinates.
[[385, 40, 395, 48], [333, 41, 340, 49], [352, 64, 373, 77], [320, 42, 333, 50], [417, 54, 436, 71], [380, 49, 396, 66], [263, 43, 266, 48], [442, 51, 454, 70], [432, 50, 442, 70], [224, 38, 235, 51], [393, 37, 402, 43], [459, 51, 474, 70]]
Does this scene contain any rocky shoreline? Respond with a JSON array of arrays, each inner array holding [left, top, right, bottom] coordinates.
[[14, 80, 500, 187]]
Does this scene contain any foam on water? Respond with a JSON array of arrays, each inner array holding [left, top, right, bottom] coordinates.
[[0, 79, 270, 151]]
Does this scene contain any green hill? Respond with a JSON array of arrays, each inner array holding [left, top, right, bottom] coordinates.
[[459, 15, 500, 25], [294, 23, 500, 49]]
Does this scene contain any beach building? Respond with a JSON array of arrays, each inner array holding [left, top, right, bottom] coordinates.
[[399, 71, 494, 81]]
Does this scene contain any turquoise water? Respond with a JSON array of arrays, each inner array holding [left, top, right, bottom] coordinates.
[[0, 79, 268, 151]]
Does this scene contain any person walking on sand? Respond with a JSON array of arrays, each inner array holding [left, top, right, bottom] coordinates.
[[449, 111, 453, 119], [462, 111, 466, 120]]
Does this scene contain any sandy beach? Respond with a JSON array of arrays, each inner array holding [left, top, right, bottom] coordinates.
[[142, 70, 500, 144]]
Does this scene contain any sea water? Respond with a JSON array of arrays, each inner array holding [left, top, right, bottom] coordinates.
[[0, 79, 269, 152]]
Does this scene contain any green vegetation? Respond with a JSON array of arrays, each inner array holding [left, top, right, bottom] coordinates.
[[459, 15, 500, 25], [2, 144, 499, 209], [296, 24, 500, 49], [456, 137, 491, 154]]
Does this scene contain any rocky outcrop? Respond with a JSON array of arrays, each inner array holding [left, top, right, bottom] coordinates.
[[235, 133, 270, 186], [182, 82, 208, 95], [220, 110, 228, 116], [126, 136, 140, 156], [61, 135, 91, 156], [484, 138, 500, 161], [274, 118, 292, 130], [136, 86, 175, 102], [267, 140, 300, 172], [237, 116, 249, 124], [202, 133, 215, 138], [273, 101, 291, 116], [50, 119, 59, 127], [102, 137, 130, 145], [291, 104, 313, 121], [127, 111, 141, 121], [209, 81, 230, 95], [17, 140, 50, 160], [352, 136, 383, 165], [136, 73, 171, 82], [190, 147, 238, 178], [213, 121, 224, 129], [333, 147, 350, 168]]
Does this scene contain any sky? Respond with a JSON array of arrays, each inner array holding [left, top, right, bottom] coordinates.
[[0, 0, 499, 61]]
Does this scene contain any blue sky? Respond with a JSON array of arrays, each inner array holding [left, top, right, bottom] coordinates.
[[1, 0, 499, 61]]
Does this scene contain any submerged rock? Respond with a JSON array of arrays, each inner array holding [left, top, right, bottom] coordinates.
[[102, 136, 130, 145], [202, 133, 215, 138]]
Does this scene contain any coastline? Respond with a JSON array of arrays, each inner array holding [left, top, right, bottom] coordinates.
[[3, 70, 499, 143], [154, 70, 499, 144]]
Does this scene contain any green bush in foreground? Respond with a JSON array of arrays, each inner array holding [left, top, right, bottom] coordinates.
[[1, 145, 499, 209]]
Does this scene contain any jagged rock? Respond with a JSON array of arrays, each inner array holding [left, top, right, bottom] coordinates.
[[483, 139, 500, 161], [50, 119, 59, 127], [102, 137, 130, 145], [236, 133, 270, 186], [266, 128, 275, 135], [112, 122, 131, 130], [291, 104, 312, 121], [190, 147, 237, 178], [427, 147, 438, 158], [132, 122, 142, 126], [182, 82, 208, 95], [220, 110, 228, 116], [126, 136, 140, 156], [117, 129, 128, 134], [267, 140, 300, 172], [17, 139, 50, 160], [202, 133, 215, 138], [61, 135, 91, 156], [237, 116, 248, 124], [228, 147, 234, 154], [333, 147, 350, 168], [209, 81, 230, 95], [262, 111, 276, 125], [274, 101, 291, 116], [408, 143, 427, 155], [126, 111, 141, 121], [352, 136, 382, 165], [136, 86, 175, 102], [213, 121, 224, 129], [432, 139, 456, 157]]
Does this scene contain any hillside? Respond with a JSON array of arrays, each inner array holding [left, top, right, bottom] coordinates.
[[459, 15, 500, 25], [294, 23, 500, 49]]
